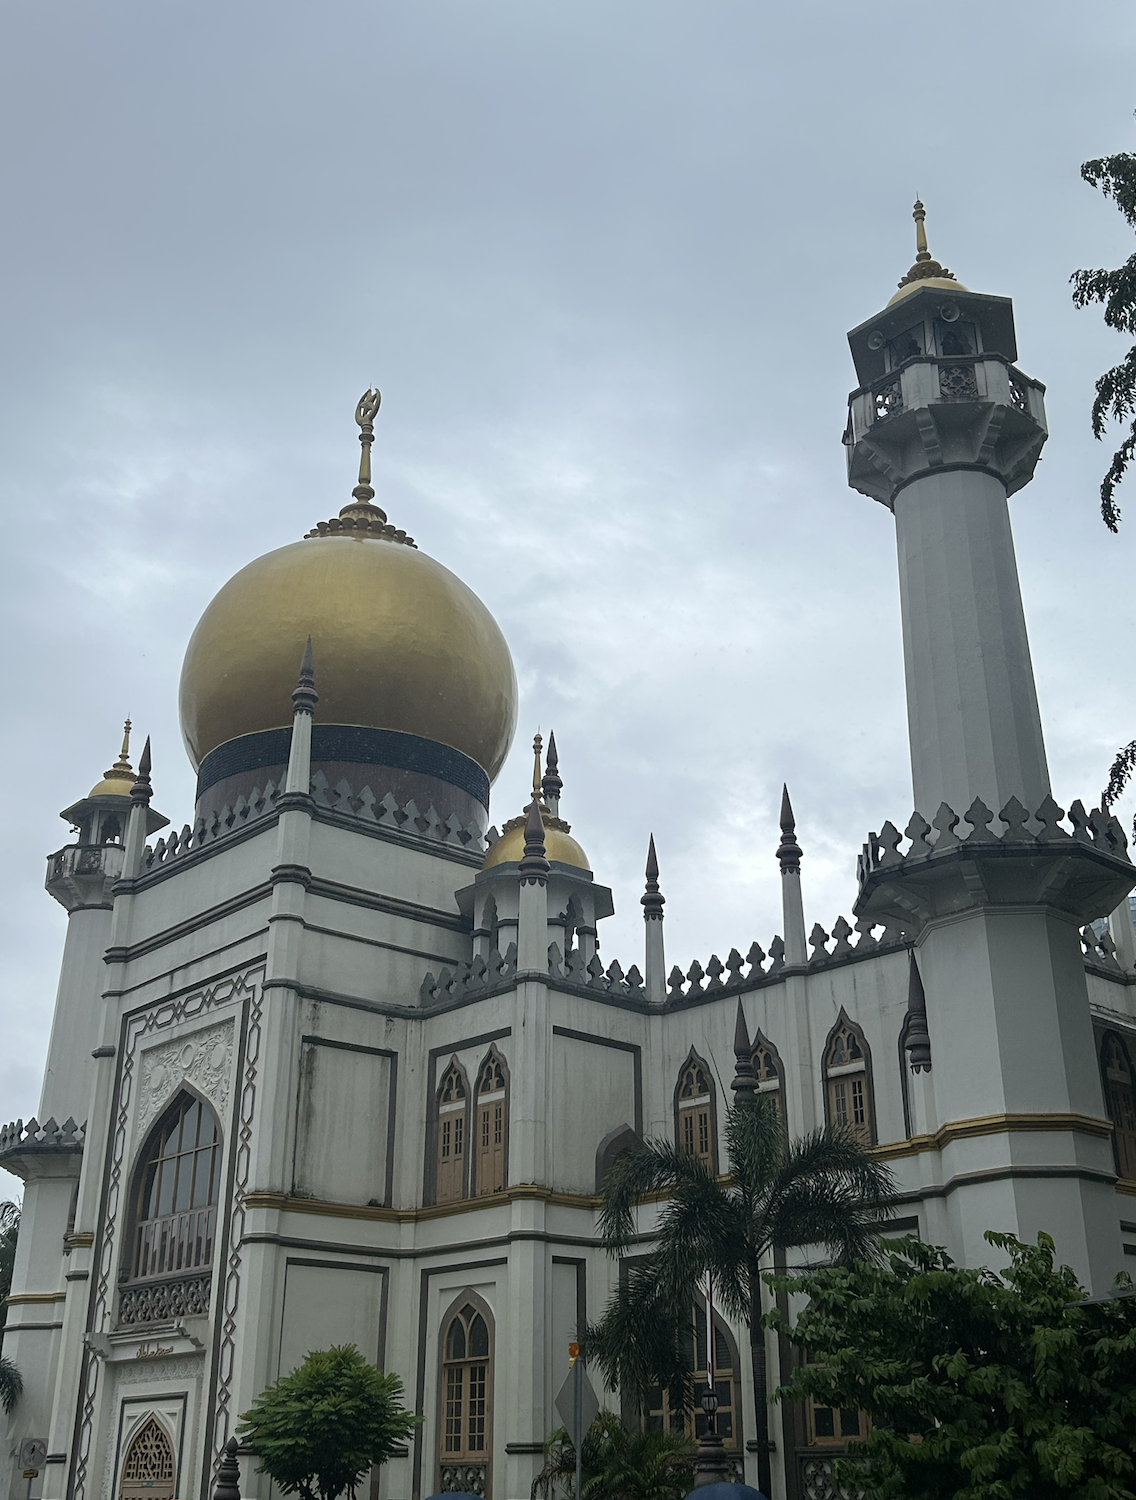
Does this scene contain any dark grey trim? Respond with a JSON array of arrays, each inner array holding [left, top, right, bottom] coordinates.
[[551, 1255, 587, 1339], [200, 985, 254, 1500], [102, 939, 270, 1002], [305, 874, 471, 933], [505, 1443, 545, 1455], [673, 1045, 720, 1174], [424, 1031, 511, 1207], [413, 1260, 508, 1500], [105, 885, 273, 963], [240, 1227, 646, 1260], [3, 1321, 64, 1331], [892, 1162, 1117, 1205], [873, 1215, 920, 1235], [291, 919, 464, 966], [292, 1037, 399, 1208], [278, 1257, 389, 1371], [552, 1027, 642, 1134], [65, 1270, 90, 1282]]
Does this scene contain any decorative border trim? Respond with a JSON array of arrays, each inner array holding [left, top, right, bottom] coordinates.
[[874, 1109, 1114, 1160], [197, 725, 491, 808]]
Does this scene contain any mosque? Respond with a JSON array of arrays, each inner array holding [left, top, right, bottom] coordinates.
[[3, 207, 1136, 1500]]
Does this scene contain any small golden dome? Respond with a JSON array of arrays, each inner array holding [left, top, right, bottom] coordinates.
[[179, 535, 518, 777], [482, 811, 590, 871], [887, 198, 969, 306], [88, 720, 136, 799]]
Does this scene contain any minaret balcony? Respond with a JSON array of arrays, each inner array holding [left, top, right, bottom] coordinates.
[[845, 352, 1047, 508], [45, 841, 125, 910]]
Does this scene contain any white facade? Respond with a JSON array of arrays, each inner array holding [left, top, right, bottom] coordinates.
[[4, 249, 1136, 1500]]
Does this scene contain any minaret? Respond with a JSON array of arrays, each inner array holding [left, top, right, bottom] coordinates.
[[850, 206, 1134, 1288], [846, 201, 1050, 819], [776, 786, 806, 966], [641, 834, 666, 1004]]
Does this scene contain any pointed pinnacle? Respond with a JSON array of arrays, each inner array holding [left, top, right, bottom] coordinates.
[[730, 999, 757, 1100], [642, 832, 665, 919], [777, 783, 803, 874], [132, 735, 153, 804], [518, 796, 549, 878], [542, 729, 563, 804], [292, 636, 319, 714]]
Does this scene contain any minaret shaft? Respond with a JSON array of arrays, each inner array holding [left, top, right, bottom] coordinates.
[[895, 467, 1050, 817]]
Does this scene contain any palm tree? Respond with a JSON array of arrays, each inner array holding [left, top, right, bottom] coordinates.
[[0, 1202, 22, 1414], [533, 1410, 695, 1500], [588, 1013, 896, 1497]]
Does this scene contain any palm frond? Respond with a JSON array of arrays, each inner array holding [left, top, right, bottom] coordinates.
[[598, 1138, 720, 1253], [722, 1096, 785, 1211]]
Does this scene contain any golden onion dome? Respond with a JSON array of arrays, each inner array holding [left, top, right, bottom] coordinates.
[[88, 720, 136, 799], [482, 811, 589, 871], [178, 391, 518, 781]]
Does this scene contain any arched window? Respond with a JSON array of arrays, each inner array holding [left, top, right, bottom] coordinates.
[[119, 1416, 176, 1500], [644, 1304, 741, 1453], [436, 1059, 470, 1205], [439, 1296, 494, 1497], [131, 1092, 220, 1282], [1102, 1031, 1136, 1180], [822, 1012, 875, 1147], [473, 1048, 508, 1197], [595, 1124, 640, 1192], [675, 1051, 717, 1172], [752, 1031, 783, 1118]]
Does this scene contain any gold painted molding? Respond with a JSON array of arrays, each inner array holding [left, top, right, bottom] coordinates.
[[244, 1182, 602, 1224], [1117, 1176, 1136, 1197], [874, 1110, 1114, 1161], [6, 1291, 68, 1305]]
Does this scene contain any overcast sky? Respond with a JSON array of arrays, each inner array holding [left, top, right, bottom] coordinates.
[[2, 1, 1135, 1135]]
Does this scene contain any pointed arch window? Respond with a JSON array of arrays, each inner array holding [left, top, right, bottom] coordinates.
[[473, 1049, 508, 1197], [752, 1032, 783, 1118], [823, 1014, 875, 1147], [644, 1303, 741, 1452], [132, 1092, 221, 1281], [675, 1052, 717, 1172], [1102, 1031, 1136, 1180], [439, 1298, 494, 1496], [436, 1059, 470, 1205], [119, 1415, 177, 1500]]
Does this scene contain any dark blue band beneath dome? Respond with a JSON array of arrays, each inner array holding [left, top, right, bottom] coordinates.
[[196, 724, 491, 809]]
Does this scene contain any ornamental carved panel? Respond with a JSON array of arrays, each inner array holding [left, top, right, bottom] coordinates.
[[136, 1019, 235, 1134]]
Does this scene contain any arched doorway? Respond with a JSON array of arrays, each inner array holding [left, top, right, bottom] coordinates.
[[119, 1415, 176, 1500]]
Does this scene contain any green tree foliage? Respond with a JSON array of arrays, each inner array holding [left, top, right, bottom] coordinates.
[[1072, 128, 1136, 533], [237, 1345, 419, 1500], [587, 1095, 895, 1493], [0, 1201, 22, 1411], [534, 1410, 695, 1500], [768, 1231, 1136, 1500]]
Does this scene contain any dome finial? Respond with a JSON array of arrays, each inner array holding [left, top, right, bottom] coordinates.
[[894, 197, 959, 296], [541, 730, 563, 812], [353, 388, 381, 504], [531, 731, 544, 801]]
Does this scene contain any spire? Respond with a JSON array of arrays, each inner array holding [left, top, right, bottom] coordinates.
[[531, 732, 544, 802], [352, 387, 381, 505], [641, 834, 665, 919], [212, 1437, 242, 1500], [904, 952, 932, 1073], [517, 796, 549, 879], [776, 784, 802, 874], [291, 636, 318, 715], [116, 719, 132, 768], [131, 737, 153, 805], [895, 198, 958, 293], [304, 388, 417, 544], [542, 730, 563, 812], [730, 999, 757, 1101]]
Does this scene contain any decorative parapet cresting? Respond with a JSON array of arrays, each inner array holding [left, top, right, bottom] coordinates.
[[0, 1115, 85, 1157], [856, 793, 1135, 931], [141, 774, 486, 874], [420, 943, 519, 1006]]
